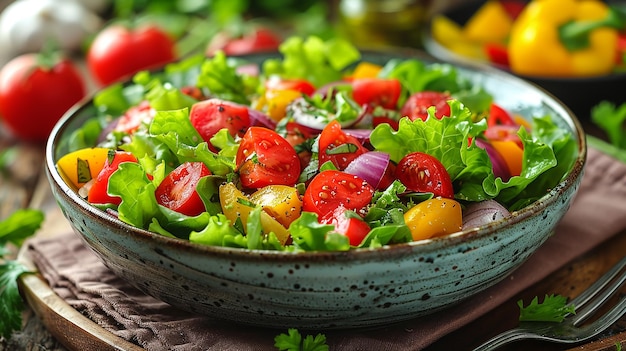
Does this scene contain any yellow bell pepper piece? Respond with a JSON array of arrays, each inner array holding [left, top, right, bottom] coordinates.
[[463, 0, 513, 44], [219, 183, 290, 245], [265, 89, 302, 122], [403, 197, 463, 241], [350, 62, 383, 79], [56, 147, 111, 190], [508, 0, 620, 77], [431, 15, 487, 61]]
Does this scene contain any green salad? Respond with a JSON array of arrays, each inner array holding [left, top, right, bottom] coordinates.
[[56, 36, 578, 252]]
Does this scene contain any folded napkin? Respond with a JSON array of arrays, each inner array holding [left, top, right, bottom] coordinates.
[[25, 147, 626, 351]]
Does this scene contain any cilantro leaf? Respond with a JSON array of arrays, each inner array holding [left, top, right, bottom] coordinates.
[[518, 294, 576, 323], [0, 208, 44, 339], [274, 328, 329, 351], [0, 261, 30, 339], [0, 209, 45, 249]]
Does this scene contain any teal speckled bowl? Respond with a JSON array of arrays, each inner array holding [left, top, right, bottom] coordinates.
[[45, 51, 586, 330]]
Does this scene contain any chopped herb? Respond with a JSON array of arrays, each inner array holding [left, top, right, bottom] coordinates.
[[518, 294, 576, 323], [274, 328, 329, 351]]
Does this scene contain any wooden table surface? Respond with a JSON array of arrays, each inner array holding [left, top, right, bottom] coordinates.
[[0, 116, 624, 351]]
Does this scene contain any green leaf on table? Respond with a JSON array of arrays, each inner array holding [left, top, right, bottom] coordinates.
[[0, 209, 45, 252], [0, 208, 43, 339], [518, 294, 575, 323], [0, 261, 31, 339], [274, 328, 329, 351], [591, 101, 626, 150]]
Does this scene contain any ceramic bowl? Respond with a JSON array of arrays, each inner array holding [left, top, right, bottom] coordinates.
[[45, 51, 586, 330], [423, 0, 626, 119]]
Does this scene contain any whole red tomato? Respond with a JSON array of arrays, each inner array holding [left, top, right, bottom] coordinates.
[[87, 24, 176, 86], [0, 53, 86, 142], [206, 28, 282, 56]]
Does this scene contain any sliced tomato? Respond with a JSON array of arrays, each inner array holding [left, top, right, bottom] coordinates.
[[236, 127, 301, 188], [266, 78, 316, 96], [318, 120, 368, 170], [114, 100, 155, 134], [351, 78, 402, 109], [281, 121, 316, 169], [487, 103, 516, 127], [302, 170, 374, 218], [395, 152, 454, 198], [190, 98, 251, 146], [155, 162, 211, 216], [320, 205, 370, 246], [400, 91, 452, 121], [88, 151, 138, 205]]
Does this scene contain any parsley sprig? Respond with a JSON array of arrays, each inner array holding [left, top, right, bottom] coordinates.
[[274, 328, 329, 351], [0, 209, 45, 339], [518, 294, 576, 323]]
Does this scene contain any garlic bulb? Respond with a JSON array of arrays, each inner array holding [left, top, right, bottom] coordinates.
[[0, 0, 103, 59]]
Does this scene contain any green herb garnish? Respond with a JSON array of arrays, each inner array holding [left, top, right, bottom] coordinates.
[[518, 294, 576, 323], [274, 328, 329, 351]]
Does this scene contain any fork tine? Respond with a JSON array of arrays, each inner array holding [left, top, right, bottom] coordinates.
[[570, 256, 626, 310], [574, 296, 626, 343], [572, 257, 626, 326]]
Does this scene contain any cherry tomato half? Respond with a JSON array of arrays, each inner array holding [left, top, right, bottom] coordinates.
[[114, 100, 155, 134], [190, 98, 251, 148], [321, 205, 371, 246], [88, 151, 138, 205], [395, 152, 454, 198], [400, 91, 452, 121], [302, 170, 374, 218], [155, 162, 211, 216], [351, 78, 402, 109], [318, 120, 368, 170], [0, 53, 85, 142], [236, 127, 301, 188], [87, 24, 176, 86]]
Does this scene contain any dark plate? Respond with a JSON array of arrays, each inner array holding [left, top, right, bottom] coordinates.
[[423, 0, 626, 119]]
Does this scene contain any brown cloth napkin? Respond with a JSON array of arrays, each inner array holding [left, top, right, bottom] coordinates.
[[25, 147, 626, 351]]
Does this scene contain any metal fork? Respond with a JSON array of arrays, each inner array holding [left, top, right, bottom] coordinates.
[[473, 256, 626, 351]]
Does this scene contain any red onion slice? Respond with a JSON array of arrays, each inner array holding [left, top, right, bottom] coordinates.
[[462, 199, 511, 230], [474, 138, 511, 181], [344, 151, 390, 189]]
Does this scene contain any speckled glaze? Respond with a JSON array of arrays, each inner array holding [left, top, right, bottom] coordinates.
[[45, 52, 586, 330]]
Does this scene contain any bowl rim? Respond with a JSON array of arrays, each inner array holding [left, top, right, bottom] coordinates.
[[45, 50, 588, 263]]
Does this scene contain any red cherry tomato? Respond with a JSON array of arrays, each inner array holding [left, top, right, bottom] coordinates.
[[87, 24, 176, 86], [266, 78, 316, 96], [207, 28, 282, 56], [395, 152, 454, 198], [484, 43, 510, 67], [0, 53, 85, 142], [302, 170, 374, 217], [318, 120, 368, 170], [88, 151, 138, 205], [281, 121, 316, 169], [190, 98, 251, 147], [114, 100, 155, 134], [400, 91, 452, 121], [236, 127, 301, 188], [320, 205, 370, 246], [487, 103, 516, 127], [351, 78, 402, 109], [155, 162, 211, 216]]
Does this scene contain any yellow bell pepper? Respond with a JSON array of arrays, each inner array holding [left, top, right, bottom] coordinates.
[[508, 0, 622, 77], [463, 0, 513, 44]]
